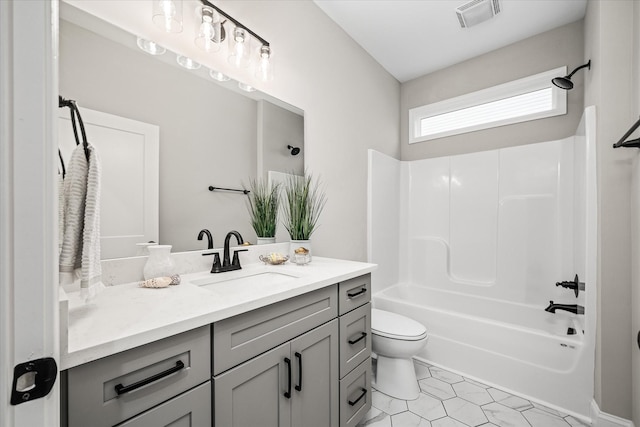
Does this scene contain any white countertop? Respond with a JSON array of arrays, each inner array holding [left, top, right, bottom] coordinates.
[[61, 257, 376, 370]]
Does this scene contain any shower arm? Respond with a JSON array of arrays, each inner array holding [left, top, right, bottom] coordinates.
[[565, 61, 591, 79]]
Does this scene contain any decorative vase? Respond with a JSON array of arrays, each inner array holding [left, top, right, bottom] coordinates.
[[290, 240, 312, 265], [136, 242, 158, 256], [143, 245, 176, 279], [257, 237, 276, 245]]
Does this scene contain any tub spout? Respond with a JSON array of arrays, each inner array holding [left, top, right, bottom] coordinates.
[[545, 301, 584, 315]]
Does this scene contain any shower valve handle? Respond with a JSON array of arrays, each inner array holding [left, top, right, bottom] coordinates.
[[555, 274, 585, 298]]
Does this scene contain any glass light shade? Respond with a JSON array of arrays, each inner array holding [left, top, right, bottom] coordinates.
[[194, 6, 222, 53], [152, 0, 183, 33], [238, 82, 256, 92], [176, 55, 201, 70], [255, 45, 274, 82], [228, 27, 252, 68], [136, 37, 166, 56], [209, 69, 230, 82]]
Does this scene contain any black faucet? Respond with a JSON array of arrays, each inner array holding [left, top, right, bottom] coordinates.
[[545, 301, 584, 315], [556, 274, 585, 298], [197, 229, 213, 249], [203, 231, 248, 273]]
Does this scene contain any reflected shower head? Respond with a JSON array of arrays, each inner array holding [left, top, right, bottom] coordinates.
[[287, 145, 300, 156], [552, 60, 591, 90]]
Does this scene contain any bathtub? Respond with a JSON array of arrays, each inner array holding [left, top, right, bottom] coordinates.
[[374, 284, 593, 418]]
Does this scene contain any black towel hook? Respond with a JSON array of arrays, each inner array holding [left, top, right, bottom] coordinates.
[[58, 96, 90, 162]]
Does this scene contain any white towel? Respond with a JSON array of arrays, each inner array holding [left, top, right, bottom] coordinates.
[[59, 143, 104, 302]]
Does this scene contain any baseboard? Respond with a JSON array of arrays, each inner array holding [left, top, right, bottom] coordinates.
[[591, 400, 635, 427]]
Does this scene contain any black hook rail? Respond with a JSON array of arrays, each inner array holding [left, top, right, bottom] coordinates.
[[613, 116, 640, 148], [58, 96, 90, 162], [208, 186, 249, 195]]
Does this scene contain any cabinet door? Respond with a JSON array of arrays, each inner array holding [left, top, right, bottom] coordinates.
[[214, 342, 291, 427], [290, 320, 339, 427]]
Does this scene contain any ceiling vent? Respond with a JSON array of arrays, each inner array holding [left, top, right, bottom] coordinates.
[[456, 0, 501, 28]]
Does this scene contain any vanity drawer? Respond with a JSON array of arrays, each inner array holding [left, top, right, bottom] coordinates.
[[213, 285, 337, 375], [338, 274, 371, 315], [339, 302, 371, 377], [339, 359, 372, 427], [117, 382, 211, 427], [66, 326, 210, 427]]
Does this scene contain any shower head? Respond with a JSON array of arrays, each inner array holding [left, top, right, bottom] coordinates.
[[287, 145, 300, 156], [552, 60, 591, 90]]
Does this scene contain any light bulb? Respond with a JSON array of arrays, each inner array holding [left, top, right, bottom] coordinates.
[[195, 6, 221, 52], [255, 45, 274, 82], [153, 0, 183, 33], [228, 27, 251, 68]]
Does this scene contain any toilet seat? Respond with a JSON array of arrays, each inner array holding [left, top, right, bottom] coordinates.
[[372, 308, 427, 341]]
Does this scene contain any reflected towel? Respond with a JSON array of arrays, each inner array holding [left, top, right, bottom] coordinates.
[[59, 143, 104, 302]]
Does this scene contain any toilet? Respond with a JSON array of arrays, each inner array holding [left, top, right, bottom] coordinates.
[[371, 308, 428, 400]]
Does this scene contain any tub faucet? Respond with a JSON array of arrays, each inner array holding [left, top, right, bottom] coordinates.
[[197, 229, 213, 249], [545, 301, 585, 315]]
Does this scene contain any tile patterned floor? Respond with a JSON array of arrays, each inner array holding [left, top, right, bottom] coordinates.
[[357, 360, 591, 427]]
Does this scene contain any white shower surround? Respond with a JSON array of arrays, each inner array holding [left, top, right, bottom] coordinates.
[[368, 107, 597, 419]]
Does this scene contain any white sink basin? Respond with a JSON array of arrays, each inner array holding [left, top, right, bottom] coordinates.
[[192, 269, 300, 290]]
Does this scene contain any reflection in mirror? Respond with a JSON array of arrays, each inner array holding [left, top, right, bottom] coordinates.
[[59, 4, 304, 258]]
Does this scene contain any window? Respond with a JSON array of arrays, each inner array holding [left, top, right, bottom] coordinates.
[[409, 67, 567, 143]]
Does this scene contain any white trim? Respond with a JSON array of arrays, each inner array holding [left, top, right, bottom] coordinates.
[[1, 1, 60, 425], [591, 400, 636, 427], [409, 67, 567, 143]]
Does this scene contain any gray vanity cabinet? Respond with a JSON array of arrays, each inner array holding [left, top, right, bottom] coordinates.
[[214, 320, 339, 427], [337, 274, 372, 427], [62, 326, 211, 427]]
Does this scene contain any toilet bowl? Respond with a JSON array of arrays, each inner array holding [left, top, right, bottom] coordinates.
[[372, 308, 428, 400]]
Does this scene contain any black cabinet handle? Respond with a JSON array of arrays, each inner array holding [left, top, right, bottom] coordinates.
[[348, 387, 367, 406], [347, 288, 367, 298], [294, 352, 302, 392], [284, 357, 292, 399], [114, 360, 184, 396], [348, 332, 367, 345]]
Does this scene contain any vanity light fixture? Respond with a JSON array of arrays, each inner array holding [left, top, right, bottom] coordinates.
[[228, 26, 251, 68], [195, 5, 224, 52], [176, 55, 201, 70], [209, 69, 230, 82], [136, 37, 166, 56], [153, 0, 183, 33]]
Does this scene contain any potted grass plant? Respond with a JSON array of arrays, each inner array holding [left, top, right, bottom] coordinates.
[[282, 173, 326, 263], [246, 178, 280, 244]]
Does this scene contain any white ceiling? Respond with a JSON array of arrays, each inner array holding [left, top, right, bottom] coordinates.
[[314, 0, 587, 82]]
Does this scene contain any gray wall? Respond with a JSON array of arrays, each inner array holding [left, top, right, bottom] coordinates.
[[259, 100, 304, 178], [218, 0, 401, 261], [400, 20, 584, 160], [60, 20, 258, 252], [584, 0, 638, 420]]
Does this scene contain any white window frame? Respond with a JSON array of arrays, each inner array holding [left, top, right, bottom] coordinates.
[[409, 67, 567, 143]]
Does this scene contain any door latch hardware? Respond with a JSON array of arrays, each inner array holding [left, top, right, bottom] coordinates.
[[10, 357, 57, 405]]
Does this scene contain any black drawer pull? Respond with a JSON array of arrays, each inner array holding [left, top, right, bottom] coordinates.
[[294, 352, 302, 392], [347, 288, 367, 298], [348, 332, 367, 345], [284, 357, 292, 399], [348, 387, 367, 406], [114, 360, 184, 396]]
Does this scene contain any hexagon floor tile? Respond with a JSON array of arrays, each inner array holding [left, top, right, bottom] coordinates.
[[357, 360, 590, 427]]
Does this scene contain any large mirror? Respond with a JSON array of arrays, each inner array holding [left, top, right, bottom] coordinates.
[[59, 3, 304, 258]]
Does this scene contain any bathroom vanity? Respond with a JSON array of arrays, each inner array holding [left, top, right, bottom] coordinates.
[[59, 257, 374, 427]]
